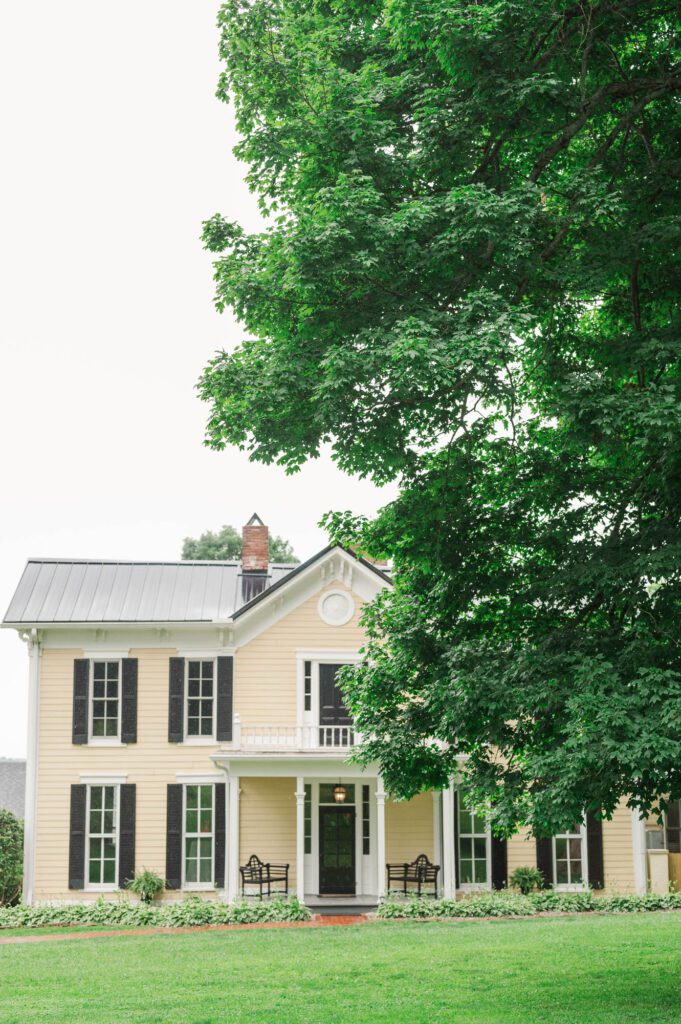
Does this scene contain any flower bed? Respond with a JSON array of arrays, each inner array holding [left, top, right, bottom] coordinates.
[[378, 890, 681, 919], [0, 895, 311, 930]]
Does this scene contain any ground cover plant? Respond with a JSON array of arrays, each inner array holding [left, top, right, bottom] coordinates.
[[378, 890, 681, 918], [1, 914, 680, 1023], [0, 895, 310, 930]]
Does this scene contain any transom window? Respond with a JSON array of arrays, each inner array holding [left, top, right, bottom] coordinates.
[[88, 785, 117, 886], [184, 785, 214, 886], [554, 827, 584, 886], [458, 794, 488, 885], [186, 660, 214, 737], [91, 661, 120, 738]]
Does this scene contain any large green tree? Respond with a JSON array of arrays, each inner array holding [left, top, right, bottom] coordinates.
[[182, 525, 298, 563], [199, 1, 681, 833]]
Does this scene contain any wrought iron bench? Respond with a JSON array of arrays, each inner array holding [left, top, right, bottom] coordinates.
[[239, 854, 290, 898], [387, 853, 440, 897]]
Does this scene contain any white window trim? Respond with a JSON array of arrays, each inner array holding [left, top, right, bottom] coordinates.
[[184, 657, 217, 743], [182, 783, 216, 891], [80, 773, 128, 785], [84, 783, 120, 892], [552, 824, 589, 890], [456, 792, 492, 891], [88, 658, 124, 746]]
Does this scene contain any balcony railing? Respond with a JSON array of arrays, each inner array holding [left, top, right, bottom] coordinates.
[[230, 718, 356, 752]]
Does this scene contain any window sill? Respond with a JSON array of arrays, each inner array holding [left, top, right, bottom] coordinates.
[[88, 739, 127, 747], [181, 738, 218, 746], [183, 884, 216, 892], [84, 885, 119, 893], [553, 884, 589, 892]]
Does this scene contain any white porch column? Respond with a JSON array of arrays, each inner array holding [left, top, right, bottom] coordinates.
[[22, 631, 41, 906], [227, 774, 240, 901], [441, 784, 456, 899], [295, 777, 306, 902], [631, 809, 648, 894], [376, 778, 387, 899]]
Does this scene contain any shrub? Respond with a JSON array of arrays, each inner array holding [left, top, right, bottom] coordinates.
[[126, 870, 165, 903], [0, 810, 23, 907], [377, 890, 681, 920], [510, 866, 545, 895], [0, 894, 311, 930]]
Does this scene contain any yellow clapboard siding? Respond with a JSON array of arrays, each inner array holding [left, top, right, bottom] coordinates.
[[385, 792, 434, 864], [239, 778, 297, 891]]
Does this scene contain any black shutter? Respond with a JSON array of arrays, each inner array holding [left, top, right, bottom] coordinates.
[[68, 784, 87, 889], [216, 657, 233, 742], [166, 784, 183, 889], [118, 784, 136, 888], [453, 790, 460, 890], [121, 659, 138, 744], [214, 783, 226, 889], [586, 813, 604, 890], [72, 659, 90, 744], [168, 658, 185, 743], [536, 837, 553, 888], [490, 834, 507, 890]]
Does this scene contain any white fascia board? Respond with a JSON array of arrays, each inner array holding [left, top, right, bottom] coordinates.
[[211, 751, 380, 779], [232, 547, 388, 648]]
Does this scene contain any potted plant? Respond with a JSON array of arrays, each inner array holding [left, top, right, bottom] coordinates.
[[126, 869, 165, 904], [509, 866, 545, 895]]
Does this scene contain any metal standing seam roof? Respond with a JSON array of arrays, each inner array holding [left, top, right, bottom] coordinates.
[[2, 559, 298, 625]]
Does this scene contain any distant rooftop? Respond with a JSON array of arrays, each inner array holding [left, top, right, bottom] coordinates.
[[3, 559, 298, 626], [0, 759, 26, 817]]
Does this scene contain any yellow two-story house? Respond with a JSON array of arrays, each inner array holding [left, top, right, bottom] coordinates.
[[4, 516, 678, 907]]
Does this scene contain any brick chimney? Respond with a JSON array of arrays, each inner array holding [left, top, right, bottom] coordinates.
[[242, 513, 269, 572]]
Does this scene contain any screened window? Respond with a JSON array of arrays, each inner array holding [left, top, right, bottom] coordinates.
[[91, 661, 120, 738], [88, 785, 117, 885], [458, 794, 488, 885], [666, 801, 681, 854], [554, 828, 584, 886], [304, 784, 312, 854], [186, 660, 214, 737], [184, 785, 214, 885], [362, 784, 370, 855]]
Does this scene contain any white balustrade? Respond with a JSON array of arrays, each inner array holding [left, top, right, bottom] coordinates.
[[227, 723, 356, 751]]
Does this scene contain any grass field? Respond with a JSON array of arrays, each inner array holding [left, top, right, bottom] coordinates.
[[1, 913, 679, 1023]]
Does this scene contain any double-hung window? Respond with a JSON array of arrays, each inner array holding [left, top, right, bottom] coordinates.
[[553, 826, 585, 887], [87, 784, 118, 887], [183, 784, 214, 887], [186, 660, 215, 739], [458, 793, 489, 886], [91, 660, 120, 739]]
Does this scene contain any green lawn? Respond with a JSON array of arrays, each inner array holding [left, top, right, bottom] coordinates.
[[1, 914, 679, 1023]]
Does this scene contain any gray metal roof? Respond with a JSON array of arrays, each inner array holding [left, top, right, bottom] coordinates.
[[3, 559, 297, 625], [0, 760, 26, 817]]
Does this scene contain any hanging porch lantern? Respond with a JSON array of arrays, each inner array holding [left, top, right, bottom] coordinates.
[[333, 784, 347, 804]]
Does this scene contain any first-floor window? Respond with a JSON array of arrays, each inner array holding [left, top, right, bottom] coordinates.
[[458, 793, 488, 885], [553, 827, 584, 886], [184, 785, 214, 885], [88, 785, 118, 885]]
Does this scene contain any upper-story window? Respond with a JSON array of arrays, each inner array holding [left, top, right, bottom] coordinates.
[[186, 660, 215, 739], [91, 661, 120, 740]]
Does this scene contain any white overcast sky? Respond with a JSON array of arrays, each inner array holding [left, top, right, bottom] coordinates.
[[0, 2, 394, 758]]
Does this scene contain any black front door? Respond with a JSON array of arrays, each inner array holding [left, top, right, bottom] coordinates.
[[319, 806, 356, 894]]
